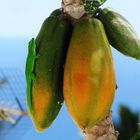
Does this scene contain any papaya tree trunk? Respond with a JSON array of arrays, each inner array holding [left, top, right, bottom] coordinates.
[[83, 111, 119, 140], [62, 0, 119, 140]]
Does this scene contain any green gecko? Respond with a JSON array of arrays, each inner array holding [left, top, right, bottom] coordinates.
[[25, 38, 38, 113], [83, 0, 107, 16]]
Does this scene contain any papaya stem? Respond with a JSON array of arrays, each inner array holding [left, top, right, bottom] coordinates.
[[83, 111, 119, 140], [62, 0, 107, 18], [62, 0, 85, 19]]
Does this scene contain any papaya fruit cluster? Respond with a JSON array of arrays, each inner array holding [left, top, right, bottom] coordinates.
[[25, 7, 140, 132]]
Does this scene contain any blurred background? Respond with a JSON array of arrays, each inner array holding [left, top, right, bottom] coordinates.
[[0, 0, 140, 140]]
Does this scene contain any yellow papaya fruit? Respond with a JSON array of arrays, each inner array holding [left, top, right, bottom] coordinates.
[[63, 18, 116, 130]]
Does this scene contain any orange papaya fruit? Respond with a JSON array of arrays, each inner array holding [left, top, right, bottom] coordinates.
[[63, 18, 116, 130]]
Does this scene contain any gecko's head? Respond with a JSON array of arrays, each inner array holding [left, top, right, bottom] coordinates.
[[28, 38, 36, 55]]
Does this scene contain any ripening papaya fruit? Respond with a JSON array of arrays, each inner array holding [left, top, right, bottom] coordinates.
[[25, 9, 72, 132], [97, 7, 140, 60], [63, 18, 116, 130]]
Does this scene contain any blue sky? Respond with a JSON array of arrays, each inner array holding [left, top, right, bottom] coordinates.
[[0, 0, 140, 140]]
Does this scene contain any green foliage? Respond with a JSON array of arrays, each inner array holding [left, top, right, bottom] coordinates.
[[132, 127, 140, 140], [82, 0, 107, 16], [114, 105, 139, 140]]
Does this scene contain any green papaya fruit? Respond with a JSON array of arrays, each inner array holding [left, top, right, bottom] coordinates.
[[50, 8, 62, 17], [97, 7, 140, 60], [25, 9, 72, 132]]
